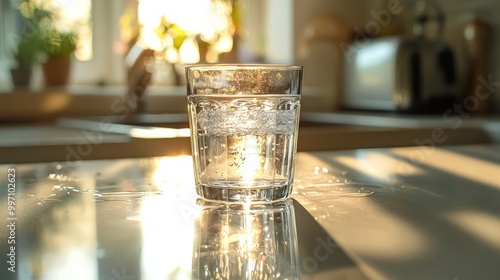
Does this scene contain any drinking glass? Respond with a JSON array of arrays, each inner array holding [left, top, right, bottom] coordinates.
[[186, 64, 303, 203]]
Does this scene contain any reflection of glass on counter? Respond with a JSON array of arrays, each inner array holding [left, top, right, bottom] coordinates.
[[193, 199, 300, 279]]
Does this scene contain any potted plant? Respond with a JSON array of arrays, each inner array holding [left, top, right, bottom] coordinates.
[[10, 36, 41, 88], [41, 28, 78, 87], [9, 5, 48, 88]]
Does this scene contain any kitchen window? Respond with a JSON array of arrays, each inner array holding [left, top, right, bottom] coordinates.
[[0, 0, 133, 86], [1, 0, 279, 87], [0, 0, 303, 121], [0, 0, 292, 88]]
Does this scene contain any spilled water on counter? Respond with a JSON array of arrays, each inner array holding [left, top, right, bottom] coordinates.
[[25, 165, 164, 207], [293, 166, 389, 198], [23, 161, 394, 209], [292, 166, 394, 221]]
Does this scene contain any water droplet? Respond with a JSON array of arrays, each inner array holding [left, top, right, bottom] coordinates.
[[322, 167, 328, 173]]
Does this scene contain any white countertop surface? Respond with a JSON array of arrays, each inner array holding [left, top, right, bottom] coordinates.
[[293, 144, 500, 279], [0, 144, 498, 279]]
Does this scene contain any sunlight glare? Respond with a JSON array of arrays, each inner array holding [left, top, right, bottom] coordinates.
[[138, 0, 234, 62], [140, 195, 198, 279], [152, 156, 195, 192], [391, 148, 500, 189], [241, 136, 260, 188], [141, 156, 199, 278], [444, 210, 500, 251], [179, 37, 200, 64]]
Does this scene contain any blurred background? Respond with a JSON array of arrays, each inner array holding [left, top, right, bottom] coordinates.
[[0, 0, 499, 113], [0, 0, 499, 163], [0, 0, 498, 103]]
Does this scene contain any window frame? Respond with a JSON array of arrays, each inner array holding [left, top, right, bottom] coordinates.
[[70, 0, 126, 85]]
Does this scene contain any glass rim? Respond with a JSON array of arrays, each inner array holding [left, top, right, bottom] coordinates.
[[185, 64, 303, 71]]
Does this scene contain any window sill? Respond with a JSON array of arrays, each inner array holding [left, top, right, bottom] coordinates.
[[0, 85, 188, 122], [0, 85, 330, 122]]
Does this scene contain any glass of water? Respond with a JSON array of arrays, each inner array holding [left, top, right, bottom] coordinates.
[[186, 64, 303, 203]]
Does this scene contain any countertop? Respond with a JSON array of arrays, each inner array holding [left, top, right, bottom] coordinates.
[[1, 144, 499, 279]]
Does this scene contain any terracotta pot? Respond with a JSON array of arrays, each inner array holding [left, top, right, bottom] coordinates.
[[10, 67, 32, 88], [42, 56, 71, 87]]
